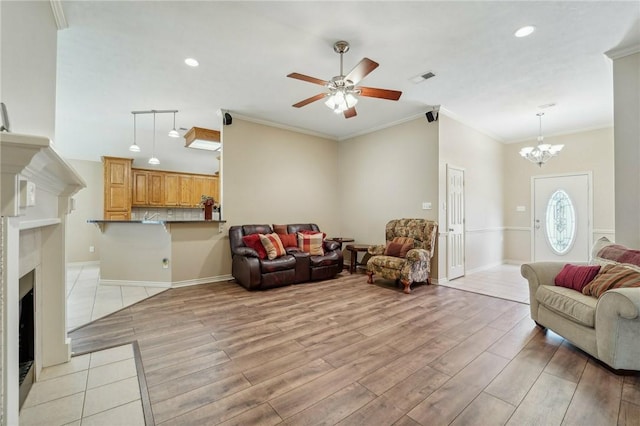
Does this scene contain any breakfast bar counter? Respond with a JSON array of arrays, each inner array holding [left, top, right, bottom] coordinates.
[[87, 219, 229, 287]]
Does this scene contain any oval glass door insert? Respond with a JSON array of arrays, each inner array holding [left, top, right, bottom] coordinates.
[[545, 189, 576, 255]]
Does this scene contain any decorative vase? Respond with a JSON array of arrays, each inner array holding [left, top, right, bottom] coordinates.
[[204, 204, 213, 220]]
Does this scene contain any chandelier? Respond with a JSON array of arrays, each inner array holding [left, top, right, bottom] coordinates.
[[519, 112, 563, 167]]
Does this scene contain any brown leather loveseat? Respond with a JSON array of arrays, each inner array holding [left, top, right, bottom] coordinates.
[[229, 223, 343, 290]]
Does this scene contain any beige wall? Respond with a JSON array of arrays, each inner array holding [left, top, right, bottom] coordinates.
[[610, 51, 640, 248], [438, 113, 505, 277], [338, 117, 439, 272], [503, 127, 615, 262], [0, 1, 57, 139], [223, 118, 340, 230], [66, 159, 103, 263]]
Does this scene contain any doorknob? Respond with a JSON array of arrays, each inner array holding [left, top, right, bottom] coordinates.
[[535, 219, 541, 230], [449, 228, 454, 232]]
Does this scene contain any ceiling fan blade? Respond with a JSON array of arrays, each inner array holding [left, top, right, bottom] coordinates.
[[343, 107, 357, 119], [344, 58, 379, 85], [358, 86, 402, 101], [287, 72, 328, 86], [292, 93, 326, 108]]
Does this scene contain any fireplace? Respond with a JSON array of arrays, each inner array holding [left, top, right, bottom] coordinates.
[[19, 270, 35, 408], [1, 132, 86, 424]]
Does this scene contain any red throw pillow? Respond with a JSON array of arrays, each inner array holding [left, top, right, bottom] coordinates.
[[554, 264, 601, 292], [272, 224, 288, 235], [242, 233, 267, 259], [278, 233, 298, 248]]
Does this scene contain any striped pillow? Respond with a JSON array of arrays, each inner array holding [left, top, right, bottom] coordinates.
[[582, 263, 640, 298], [259, 233, 286, 260], [297, 232, 324, 256]]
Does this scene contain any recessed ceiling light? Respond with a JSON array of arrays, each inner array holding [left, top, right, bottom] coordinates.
[[184, 58, 199, 67], [514, 25, 536, 38]]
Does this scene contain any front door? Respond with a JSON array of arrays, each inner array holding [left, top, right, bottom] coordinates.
[[533, 173, 591, 262], [447, 165, 465, 280]]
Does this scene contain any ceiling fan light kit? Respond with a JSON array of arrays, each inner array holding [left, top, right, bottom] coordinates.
[[287, 40, 402, 119], [519, 112, 564, 167]]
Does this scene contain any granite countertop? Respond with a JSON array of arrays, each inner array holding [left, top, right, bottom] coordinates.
[[87, 219, 225, 224]]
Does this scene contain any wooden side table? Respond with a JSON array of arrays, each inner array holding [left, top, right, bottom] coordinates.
[[326, 237, 354, 250], [345, 244, 371, 274]]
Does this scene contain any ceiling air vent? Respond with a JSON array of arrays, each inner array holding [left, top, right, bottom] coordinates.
[[410, 71, 436, 84]]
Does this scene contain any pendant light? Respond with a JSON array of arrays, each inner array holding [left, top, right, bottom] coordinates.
[[168, 111, 179, 138], [129, 113, 141, 152], [148, 112, 160, 165]]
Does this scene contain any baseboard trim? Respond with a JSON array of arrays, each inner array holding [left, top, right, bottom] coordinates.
[[99, 279, 171, 288], [171, 275, 233, 288]]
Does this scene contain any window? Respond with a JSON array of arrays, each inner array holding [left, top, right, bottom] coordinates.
[[545, 190, 576, 255]]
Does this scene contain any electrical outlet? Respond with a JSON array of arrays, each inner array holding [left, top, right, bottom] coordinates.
[[89, 246, 95, 253]]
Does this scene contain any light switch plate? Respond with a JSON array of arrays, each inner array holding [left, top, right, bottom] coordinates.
[[516, 205, 526, 212], [422, 202, 432, 210]]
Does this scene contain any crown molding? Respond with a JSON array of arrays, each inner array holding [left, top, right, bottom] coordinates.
[[605, 44, 640, 60], [50, 0, 68, 30], [338, 112, 427, 141], [230, 112, 338, 141]]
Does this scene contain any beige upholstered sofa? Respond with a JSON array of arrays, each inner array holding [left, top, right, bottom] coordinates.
[[521, 238, 640, 371]]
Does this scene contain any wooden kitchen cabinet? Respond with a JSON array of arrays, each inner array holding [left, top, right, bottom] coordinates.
[[132, 170, 149, 206], [148, 172, 164, 206], [192, 176, 219, 206], [179, 175, 194, 206], [164, 174, 180, 206], [132, 169, 165, 207], [103, 156, 132, 219], [107, 160, 219, 212]]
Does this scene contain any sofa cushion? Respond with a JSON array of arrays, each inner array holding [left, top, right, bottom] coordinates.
[[384, 238, 414, 258], [536, 285, 597, 328], [554, 264, 601, 292], [259, 233, 286, 260], [309, 251, 340, 267], [582, 263, 640, 298], [278, 233, 298, 248], [297, 232, 324, 256], [369, 255, 405, 271], [260, 255, 296, 273], [242, 233, 267, 259]]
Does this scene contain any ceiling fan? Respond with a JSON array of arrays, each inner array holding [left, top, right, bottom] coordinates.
[[287, 41, 402, 119]]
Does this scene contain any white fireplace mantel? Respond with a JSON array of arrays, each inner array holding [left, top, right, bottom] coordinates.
[[1, 132, 85, 425]]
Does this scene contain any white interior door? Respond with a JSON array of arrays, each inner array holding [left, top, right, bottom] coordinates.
[[447, 165, 465, 280], [533, 173, 591, 262]]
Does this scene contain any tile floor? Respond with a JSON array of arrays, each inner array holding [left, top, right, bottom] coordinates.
[[19, 344, 146, 426], [436, 263, 530, 304], [66, 263, 166, 331]]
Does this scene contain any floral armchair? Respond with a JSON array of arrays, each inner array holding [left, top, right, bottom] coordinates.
[[366, 219, 438, 294]]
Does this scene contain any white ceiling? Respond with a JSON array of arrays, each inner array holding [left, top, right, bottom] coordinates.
[[54, 1, 640, 173]]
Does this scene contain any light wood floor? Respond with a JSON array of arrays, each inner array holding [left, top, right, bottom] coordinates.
[[69, 272, 640, 426]]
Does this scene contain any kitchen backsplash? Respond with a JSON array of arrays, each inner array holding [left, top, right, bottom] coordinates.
[[131, 207, 205, 221]]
